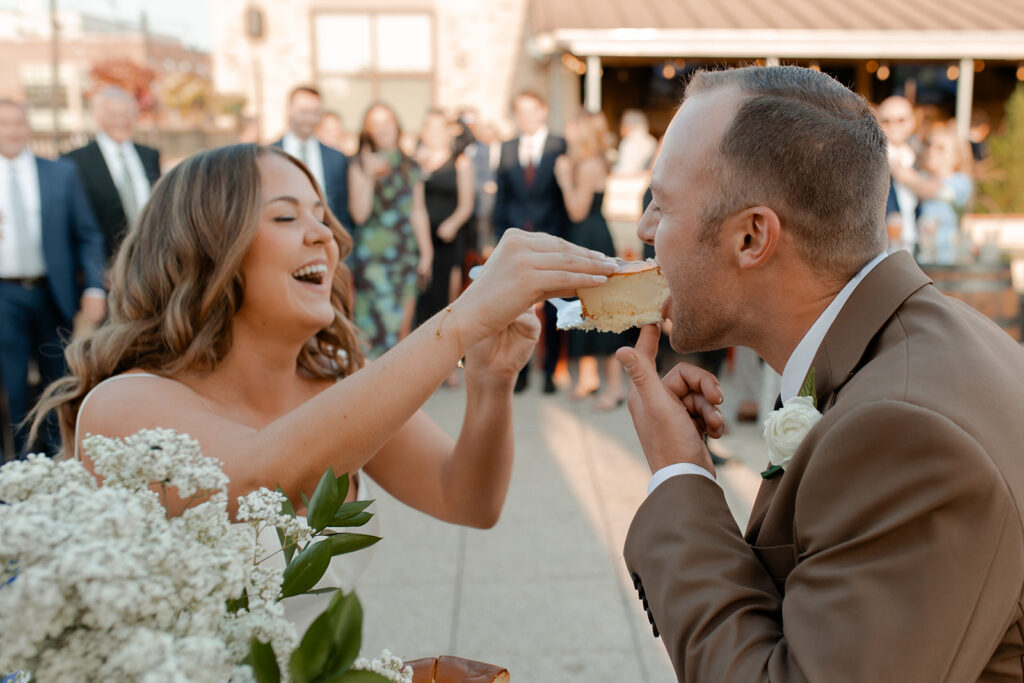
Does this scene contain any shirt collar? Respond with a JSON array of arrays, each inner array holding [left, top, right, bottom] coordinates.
[[520, 126, 548, 148], [96, 130, 135, 156], [780, 251, 888, 402]]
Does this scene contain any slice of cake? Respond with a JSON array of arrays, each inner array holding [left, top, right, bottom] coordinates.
[[576, 259, 669, 333]]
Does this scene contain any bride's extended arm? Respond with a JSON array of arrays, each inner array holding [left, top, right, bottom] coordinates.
[[363, 310, 538, 528], [78, 230, 615, 512]]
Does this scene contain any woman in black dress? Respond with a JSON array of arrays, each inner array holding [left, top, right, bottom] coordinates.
[[554, 111, 626, 410], [415, 110, 475, 384]]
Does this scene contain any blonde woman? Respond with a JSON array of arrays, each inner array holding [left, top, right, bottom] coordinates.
[[31, 146, 615, 594], [554, 111, 626, 410]]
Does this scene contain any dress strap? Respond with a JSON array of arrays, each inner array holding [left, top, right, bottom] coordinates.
[[73, 373, 160, 461]]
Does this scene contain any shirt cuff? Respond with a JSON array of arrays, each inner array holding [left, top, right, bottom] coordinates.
[[83, 288, 107, 299], [648, 463, 717, 495]]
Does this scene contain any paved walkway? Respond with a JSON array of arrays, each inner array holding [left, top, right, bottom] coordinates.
[[358, 363, 771, 682]]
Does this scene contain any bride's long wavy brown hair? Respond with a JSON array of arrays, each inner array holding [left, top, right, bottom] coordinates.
[[31, 144, 365, 451]]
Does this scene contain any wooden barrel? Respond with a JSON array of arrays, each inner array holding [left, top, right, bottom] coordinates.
[[923, 264, 1021, 341]]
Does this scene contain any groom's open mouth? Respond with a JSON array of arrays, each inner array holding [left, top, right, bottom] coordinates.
[[291, 263, 328, 286]]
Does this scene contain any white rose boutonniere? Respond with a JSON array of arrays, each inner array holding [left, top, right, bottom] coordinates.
[[761, 368, 822, 479]]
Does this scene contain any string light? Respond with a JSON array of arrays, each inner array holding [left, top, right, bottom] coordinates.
[[662, 64, 676, 79], [947, 64, 960, 80], [866, 59, 879, 73], [974, 60, 985, 72], [877, 64, 890, 81], [1017, 64, 1024, 81]]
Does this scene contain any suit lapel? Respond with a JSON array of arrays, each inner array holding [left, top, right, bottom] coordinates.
[[744, 251, 932, 540], [36, 157, 55, 243], [810, 251, 931, 407], [86, 141, 120, 205]]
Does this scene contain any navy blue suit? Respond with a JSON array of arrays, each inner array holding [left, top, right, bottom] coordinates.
[[493, 134, 569, 384], [0, 156, 105, 456], [271, 139, 353, 233], [493, 135, 568, 239]]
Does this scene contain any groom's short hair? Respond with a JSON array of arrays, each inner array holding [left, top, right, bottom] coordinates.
[[686, 66, 889, 278]]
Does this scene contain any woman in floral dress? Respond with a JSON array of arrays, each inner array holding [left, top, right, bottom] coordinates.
[[349, 103, 433, 358]]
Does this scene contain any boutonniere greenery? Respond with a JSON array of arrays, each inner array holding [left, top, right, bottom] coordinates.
[[760, 368, 822, 480]]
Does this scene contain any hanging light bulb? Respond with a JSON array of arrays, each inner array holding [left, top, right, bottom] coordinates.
[[947, 64, 960, 80], [866, 59, 879, 74], [877, 64, 891, 81]]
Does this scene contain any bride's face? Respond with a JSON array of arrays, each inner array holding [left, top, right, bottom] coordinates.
[[236, 153, 340, 337]]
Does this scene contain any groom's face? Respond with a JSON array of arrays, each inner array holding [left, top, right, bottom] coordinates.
[[641, 86, 742, 353]]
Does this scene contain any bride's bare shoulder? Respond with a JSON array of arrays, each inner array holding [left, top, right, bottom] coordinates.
[[79, 371, 212, 439]]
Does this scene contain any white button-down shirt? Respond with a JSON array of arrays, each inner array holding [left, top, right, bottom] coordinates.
[[282, 132, 326, 194], [96, 131, 151, 206], [518, 126, 548, 169], [0, 148, 45, 278], [647, 251, 890, 494]]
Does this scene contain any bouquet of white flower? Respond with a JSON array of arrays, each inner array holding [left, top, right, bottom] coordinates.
[[0, 429, 411, 683]]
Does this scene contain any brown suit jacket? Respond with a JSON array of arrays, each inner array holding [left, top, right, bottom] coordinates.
[[624, 251, 1024, 681]]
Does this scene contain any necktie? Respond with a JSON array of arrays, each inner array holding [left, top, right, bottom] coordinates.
[[7, 169, 30, 269], [116, 147, 139, 224]]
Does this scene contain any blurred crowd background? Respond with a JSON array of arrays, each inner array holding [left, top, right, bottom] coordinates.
[[3, 0, 1024, 459]]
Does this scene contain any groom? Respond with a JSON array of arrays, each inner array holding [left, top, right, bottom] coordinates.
[[618, 66, 1024, 681]]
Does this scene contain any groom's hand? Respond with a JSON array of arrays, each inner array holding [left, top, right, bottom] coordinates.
[[616, 325, 725, 475]]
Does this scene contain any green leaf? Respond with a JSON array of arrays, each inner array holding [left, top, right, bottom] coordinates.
[[335, 471, 350, 505], [319, 591, 364, 675], [226, 590, 249, 613], [289, 591, 363, 681], [249, 638, 281, 683], [275, 488, 299, 564], [329, 511, 374, 528], [277, 485, 296, 517], [301, 491, 310, 509], [328, 500, 373, 525], [280, 538, 333, 598], [308, 468, 341, 532], [798, 367, 816, 399], [302, 586, 341, 596], [322, 532, 381, 557]]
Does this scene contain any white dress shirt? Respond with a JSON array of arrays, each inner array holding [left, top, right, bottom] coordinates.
[[96, 131, 151, 207], [647, 251, 889, 494], [518, 126, 548, 169], [0, 148, 45, 278], [282, 132, 326, 193]]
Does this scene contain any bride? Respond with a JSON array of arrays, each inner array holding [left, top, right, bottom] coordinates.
[[31, 144, 615, 625]]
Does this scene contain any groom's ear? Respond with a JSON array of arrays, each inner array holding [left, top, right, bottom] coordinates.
[[727, 205, 781, 271]]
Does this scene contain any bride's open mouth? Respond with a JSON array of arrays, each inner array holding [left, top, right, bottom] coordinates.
[[291, 263, 328, 286]]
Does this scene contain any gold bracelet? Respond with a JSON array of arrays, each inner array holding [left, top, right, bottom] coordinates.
[[436, 305, 464, 368]]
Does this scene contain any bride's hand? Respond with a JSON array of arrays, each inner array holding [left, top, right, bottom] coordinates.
[[456, 229, 617, 342], [465, 309, 541, 387]]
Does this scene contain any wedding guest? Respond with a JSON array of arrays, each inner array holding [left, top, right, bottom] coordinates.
[[414, 109, 475, 334], [349, 103, 433, 358], [314, 111, 351, 154], [554, 111, 625, 410], [31, 144, 616, 622], [613, 109, 657, 174], [891, 124, 973, 264], [272, 86, 352, 234], [877, 96, 920, 255], [0, 99, 106, 456], [620, 65, 1024, 680], [494, 91, 568, 393], [64, 86, 160, 263]]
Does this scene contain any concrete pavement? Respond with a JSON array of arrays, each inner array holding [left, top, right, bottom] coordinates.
[[357, 362, 773, 682]]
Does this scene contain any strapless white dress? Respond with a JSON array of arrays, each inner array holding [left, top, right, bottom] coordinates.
[[74, 373, 380, 634]]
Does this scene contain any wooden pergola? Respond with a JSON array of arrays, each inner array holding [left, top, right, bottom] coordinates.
[[531, 0, 1024, 139]]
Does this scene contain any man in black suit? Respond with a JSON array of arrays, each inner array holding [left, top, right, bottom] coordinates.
[[493, 91, 569, 394], [64, 86, 160, 264], [0, 100, 106, 457], [271, 86, 353, 234]]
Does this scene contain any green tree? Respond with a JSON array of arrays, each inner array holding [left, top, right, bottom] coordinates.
[[977, 85, 1024, 214]]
